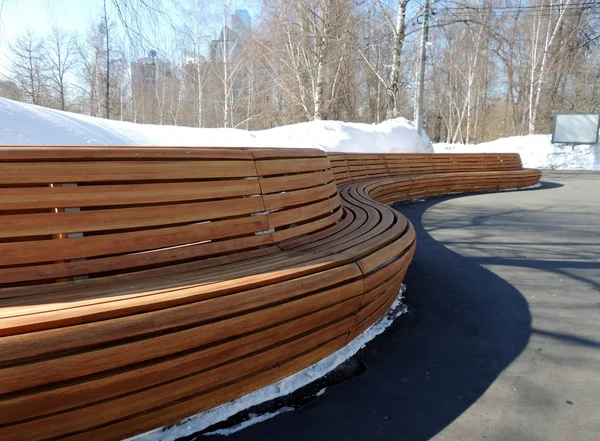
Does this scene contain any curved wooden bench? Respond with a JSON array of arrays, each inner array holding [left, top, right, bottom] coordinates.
[[0, 147, 540, 441]]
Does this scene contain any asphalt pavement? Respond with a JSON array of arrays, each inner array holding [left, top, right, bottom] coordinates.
[[204, 171, 600, 441]]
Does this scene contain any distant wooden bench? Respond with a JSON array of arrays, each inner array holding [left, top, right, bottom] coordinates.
[[0, 147, 540, 441]]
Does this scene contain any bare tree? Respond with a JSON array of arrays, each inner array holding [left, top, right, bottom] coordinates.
[[75, 15, 126, 119], [7, 29, 47, 105], [528, 0, 572, 135], [178, 0, 211, 127], [43, 26, 75, 110]]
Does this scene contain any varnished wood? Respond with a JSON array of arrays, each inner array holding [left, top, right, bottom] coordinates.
[[0, 146, 541, 441]]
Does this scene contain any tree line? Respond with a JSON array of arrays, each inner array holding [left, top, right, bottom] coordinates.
[[1, 0, 599, 143]]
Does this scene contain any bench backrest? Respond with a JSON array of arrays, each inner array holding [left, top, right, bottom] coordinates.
[[0, 147, 340, 287], [0, 147, 526, 287], [329, 152, 524, 184]]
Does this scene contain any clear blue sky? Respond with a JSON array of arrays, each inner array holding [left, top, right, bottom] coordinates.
[[0, 0, 260, 74]]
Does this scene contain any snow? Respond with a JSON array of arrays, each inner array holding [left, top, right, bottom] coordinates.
[[0, 98, 432, 153], [3, 98, 600, 169], [125, 286, 408, 441], [202, 408, 295, 437], [315, 388, 327, 397], [435, 134, 600, 170]]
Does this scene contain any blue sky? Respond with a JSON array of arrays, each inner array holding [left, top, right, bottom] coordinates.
[[0, 0, 260, 74], [1, 0, 97, 41]]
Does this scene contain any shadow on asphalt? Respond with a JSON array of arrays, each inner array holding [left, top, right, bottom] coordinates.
[[537, 180, 564, 190], [201, 186, 557, 441]]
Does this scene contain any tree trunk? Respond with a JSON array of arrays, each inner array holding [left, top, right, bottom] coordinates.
[[387, 0, 408, 119], [103, 0, 110, 119]]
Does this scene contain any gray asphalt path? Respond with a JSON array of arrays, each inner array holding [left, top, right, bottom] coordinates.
[[205, 171, 600, 441]]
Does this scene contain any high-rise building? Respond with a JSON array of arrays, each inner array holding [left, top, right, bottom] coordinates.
[[232, 9, 252, 34], [209, 27, 241, 62], [210, 10, 252, 62], [131, 54, 180, 124]]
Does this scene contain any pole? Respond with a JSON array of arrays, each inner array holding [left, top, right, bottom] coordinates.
[[416, 0, 430, 136], [151, 55, 156, 124]]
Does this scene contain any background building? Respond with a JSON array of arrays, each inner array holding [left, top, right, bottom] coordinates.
[[131, 53, 181, 124]]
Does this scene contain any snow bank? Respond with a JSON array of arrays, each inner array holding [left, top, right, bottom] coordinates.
[[0, 98, 432, 153], [435, 134, 600, 170]]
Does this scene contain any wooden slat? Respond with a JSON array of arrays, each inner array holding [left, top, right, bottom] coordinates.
[[263, 181, 338, 211], [56, 336, 347, 441], [0, 160, 257, 184], [0, 215, 269, 266], [0, 197, 265, 239], [0, 297, 360, 427], [267, 195, 341, 229], [259, 169, 334, 194], [0, 146, 255, 160], [0, 263, 363, 337], [271, 208, 343, 243], [250, 148, 325, 159], [255, 157, 331, 176], [0, 180, 262, 211], [0, 234, 274, 284], [0, 278, 363, 395], [1, 322, 351, 441]]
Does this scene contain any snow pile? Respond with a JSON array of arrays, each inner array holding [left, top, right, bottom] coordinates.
[[435, 135, 600, 170], [126, 288, 408, 441], [0, 98, 432, 153]]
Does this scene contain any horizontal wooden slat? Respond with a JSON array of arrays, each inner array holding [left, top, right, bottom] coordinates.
[[0, 262, 363, 336], [250, 148, 325, 159], [0, 146, 255, 160], [255, 157, 331, 176], [267, 195, 341, 229], [0, 160, 257, 184], [0, 278, 363, 395], [1, 322, 351, 441], [259, 169, 334, 194], [56, 336, 347, 441], [263, 181, 338, 211], [0, 180, 261, 210], [0, 234, 273, 283], [0, 297, 360, 427], [0, 197, 265, 239]]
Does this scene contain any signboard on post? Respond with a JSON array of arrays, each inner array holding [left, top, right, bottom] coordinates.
[[552, 113, 600, 144]]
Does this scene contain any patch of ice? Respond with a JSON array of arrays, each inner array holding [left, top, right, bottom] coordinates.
[[202, 407, 295, 436], [315, 388, 327, 397]]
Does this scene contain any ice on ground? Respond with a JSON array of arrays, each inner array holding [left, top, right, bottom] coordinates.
[[0, 98, 432, 153], [435, 135, 600, 170], [126, 287, 408, 441], [202, 407, 295, 437], [315, 388, 327, 397]]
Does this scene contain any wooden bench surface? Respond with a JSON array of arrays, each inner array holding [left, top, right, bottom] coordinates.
[[0, 147, 541, 441]]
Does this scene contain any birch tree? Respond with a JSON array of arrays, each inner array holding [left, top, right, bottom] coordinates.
[[528, 0, 572, 134], [43, 26, 75, 110]]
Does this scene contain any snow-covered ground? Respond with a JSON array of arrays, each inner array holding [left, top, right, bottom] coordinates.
[[435, 135, 600, 170], [0, 98, 432, 153], [2, 98, 598, 170]]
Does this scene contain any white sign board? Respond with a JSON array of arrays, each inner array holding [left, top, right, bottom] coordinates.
[[552, 113, 600, 144]]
